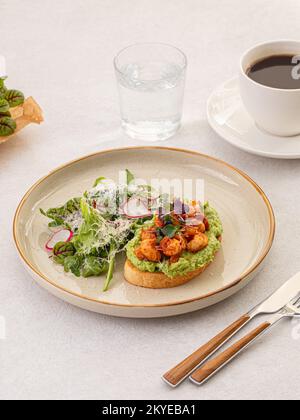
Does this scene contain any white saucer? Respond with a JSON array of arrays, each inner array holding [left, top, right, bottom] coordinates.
[[207, 77, 300, 159]]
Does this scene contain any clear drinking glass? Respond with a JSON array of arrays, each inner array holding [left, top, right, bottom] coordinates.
[[114, 43, 187, 141]]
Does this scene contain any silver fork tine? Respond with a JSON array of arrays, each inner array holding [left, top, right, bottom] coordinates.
[[291, 295, 300, 306], [190, 292, 300, 386], [288, 295, 300, 313]]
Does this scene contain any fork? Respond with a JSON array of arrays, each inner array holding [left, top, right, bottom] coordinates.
[[190, 296, 300, 385], [163, 303, 277, 387]]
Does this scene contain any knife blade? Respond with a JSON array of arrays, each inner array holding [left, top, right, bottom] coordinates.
[[250, 271, 300, 317], [163, 272, 300, 387], [190, 292, 300, 386]]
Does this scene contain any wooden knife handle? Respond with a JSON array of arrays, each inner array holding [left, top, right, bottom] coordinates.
[[190, 321, 271, 385], [163, 314, 250, 387]]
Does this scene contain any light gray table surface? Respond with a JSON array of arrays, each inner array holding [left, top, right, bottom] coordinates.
[[1, 0, 300, 400]]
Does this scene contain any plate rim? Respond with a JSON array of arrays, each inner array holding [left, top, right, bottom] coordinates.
[[207, 77, 300, 159], [13, 146, 276, 308]]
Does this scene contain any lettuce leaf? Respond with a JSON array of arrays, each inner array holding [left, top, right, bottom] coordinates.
[[40, 197, 81, 228], [72, 198, 102, 254], [63, 255, 83, 277], [93, 176, 106, 187], [126, 169, 135, 185], [52, 241, 76, 265], [81, 256, 108, 277], [63, 254, 108, 278]]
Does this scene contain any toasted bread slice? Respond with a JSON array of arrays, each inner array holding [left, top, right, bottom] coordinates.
[[124, 259, 211, 289]]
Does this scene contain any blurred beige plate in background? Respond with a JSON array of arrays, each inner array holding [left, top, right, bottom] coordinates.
[[13, 147, 275, 318], [0, 97, 43, 145]]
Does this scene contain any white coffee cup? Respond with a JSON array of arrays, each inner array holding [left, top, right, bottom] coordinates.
[[239, 40, 300, 137]]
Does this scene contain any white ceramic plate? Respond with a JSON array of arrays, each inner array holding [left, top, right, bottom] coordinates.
[[13, 147, 275, 318], [207, 77, 300, 159]]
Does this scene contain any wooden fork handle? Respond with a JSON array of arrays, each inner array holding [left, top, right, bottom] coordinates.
[[190, 321, 271, 385], [162, 314, 251, 387]]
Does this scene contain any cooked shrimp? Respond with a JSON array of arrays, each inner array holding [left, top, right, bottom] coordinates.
[[203, 217, 210, 231], [175, 234, 187, 250], [183, 226, 198, 238], [135, 247, 145, 260], [183, 223, 205, 237], [160, 237, 184, 257], [169, 254, 180, 264], [141, 228, 156, 241], [187, 233, 208, 253], [198, 222, 206, 233], [140, 239, 161, 262]]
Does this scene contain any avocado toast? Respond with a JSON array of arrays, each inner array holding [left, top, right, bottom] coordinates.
[[125, 200, 223, 289]]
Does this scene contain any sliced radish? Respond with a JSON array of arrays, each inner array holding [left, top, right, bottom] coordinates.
[[45, 229, 73, 251], [185, 214, 205, 226], [142, 197, 160, 214], [147, 193, 160, 203], [123, 197, 152, 219]]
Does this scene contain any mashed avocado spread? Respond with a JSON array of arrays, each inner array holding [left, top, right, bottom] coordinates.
[[126, 203, 223, 278]]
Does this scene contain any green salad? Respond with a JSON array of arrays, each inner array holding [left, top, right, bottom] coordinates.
[[41, 170, 223, 291], [41, 170, 154, 291]]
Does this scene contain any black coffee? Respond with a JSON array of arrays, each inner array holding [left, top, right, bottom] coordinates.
[[247, 54, 300, 89]]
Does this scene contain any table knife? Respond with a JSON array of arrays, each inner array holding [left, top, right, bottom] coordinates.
[[162, 272, 300, 387]]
